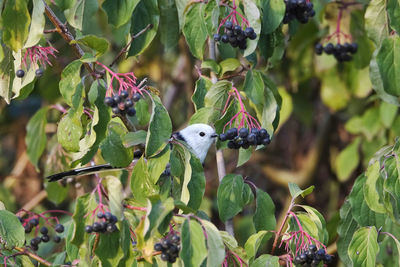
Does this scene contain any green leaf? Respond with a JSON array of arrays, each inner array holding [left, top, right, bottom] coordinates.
[[186, 154, 206, 210], [192, 76, 212, 111], [364, 161, 386, 213], [128, 0, 159, 57], [201, 220, 226, 267], [348, 227, 379, 267], [57, 109, 83, 152], [348, 174, 386, 227], [102, 0, 140, 28], [242, 0, 261, 57], [145, 95, 172, 157], [64, 0, 98, 31], [180, 219, 208, 267], [298, 205, 329, 244], [379, 101, 398, 128], [288, 182, 314, 199], [387, 0, 400, 33], [2, 0, 30, 51], [189, 107, 218, 125], [23, 0, 45, 48], [217, 174, 244, 221], [376, 36, 400, 96], [147, 145, 171, 183], [73, 35, 109, 57], [219, 58, 240, 76], [123, 130, 147, 147], [260, 0, 285, 34], [337, 201, 360, 266], [253, 188, 276, 232], [105, 176, 124, 219], [70, 193, 98, 248], [130, 157, 158, 203], [100, 121, 133, 167], [59, 60, 83, 106], [364, 0, 389, 46], [158, 0, 180, 49], [237, 147, 252, 167], [144, 196, 174, 239], [0, 210, 25, 249], [250, 254, 280, 267], [12, 50, 36, 100], [335, 137, 361, 182], [204, 80, 232, 109], [26, 107, 47, 170], [201, 60, 221, 75], [370, 51, 400, 105], [245, 231, 269, 260], [182, 3, 208, 59], [77, 81, 111, 165], [45, 181, 69, 205], [94, 230, 125, 267]]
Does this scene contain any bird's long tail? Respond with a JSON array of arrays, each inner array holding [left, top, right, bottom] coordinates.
[[46, 164, 123, 182]]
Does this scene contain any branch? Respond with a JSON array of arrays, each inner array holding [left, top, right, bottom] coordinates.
[[14, 247, 51, 266], [271, 198, 295, 255], [109, 24, 153, 67], [42, 0, 96, 76]]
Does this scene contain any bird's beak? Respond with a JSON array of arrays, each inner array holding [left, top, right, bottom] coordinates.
[[211, 134, 218, 138]]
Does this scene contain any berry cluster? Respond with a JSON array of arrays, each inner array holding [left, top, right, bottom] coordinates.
[[84, 212, 118, 234], [19, 216, 64, 251], [219, 127, 270, 149], [293, 245, 333, 266], [214, 21, 256, 50], [15, 68, 44, 78], [315, 42, 358, 62], [104, 91, 141, 116], [154, 234, 181, 263], [283, 0, 315, 24]]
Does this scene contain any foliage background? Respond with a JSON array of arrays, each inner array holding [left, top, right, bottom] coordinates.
[[0, 0, 399, 266]]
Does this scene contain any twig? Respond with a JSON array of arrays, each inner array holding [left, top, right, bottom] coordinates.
[[14, 247, 51, 266], [109, 24, 153, 67], [42, 0, 96, 77], [208, 38, 234, 236], [271, 198, 295, 255]]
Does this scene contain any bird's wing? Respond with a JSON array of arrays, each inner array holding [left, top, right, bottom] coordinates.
[[47, 164, 121, 182]]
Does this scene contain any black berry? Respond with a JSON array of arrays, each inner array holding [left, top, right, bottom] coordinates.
[[97, 212, 104, 219], [225, 21, 233, 29], [55, 224, 64, 233], [154, 243, 163, 251], [120, 90, 129, 99], [126, 107, 136, 116], [35, 68, 44, 77], [125, 99, 134, 108], [85, 225, 93, 233], [40, 226, 48, 235], [53, 236, 61, 243], [41, 235, 50, 242], [213, 33, 221, 41], [104, 97, 115, 107], [29, 218, 39, 226], [132, 93, 141, 102], [106, 223, 117, 233], [16, 69, 25, 78], [219, 133, 228, 142]]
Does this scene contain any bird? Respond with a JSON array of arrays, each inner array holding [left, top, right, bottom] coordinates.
[[46, 123, 218, 182]]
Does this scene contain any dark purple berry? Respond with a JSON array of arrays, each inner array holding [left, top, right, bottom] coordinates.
[[30, 237, 41, 246], [41, 235, 50, 242], [154, 243, 163, 251], [53, 236, 61, 243], [29, 218, 39, 226], [221, 35, 229, 43], [112, 107, 120, 114], [247, 133, 257, 145], [239, 128, 249, 138], [55, 224, 64, 233], [170, 235, 180, 244], [35, 68, 44, 77], [97, 212, 104, 219], [93, 222, 102, 232], [309, 244, 317, 252], [226, 128, 238, 139], [109, 215, 118, 224], [104, 97, 115, 107], [324, 254, 333, 263], [315, 43, 323, 55], [219, 133, 228, 141], [244, 27, 254, 37], [106, 223, 117, 233], [113, 95, 122, 104], [120, 90, 129, 99], [324, 43, 334, 54], [249, 31, 257, 40], [125, 99, 134, 108], [126, 107, 136, 116], [233, 25, 242, 34], [40, 226, 48, 235], [259, 128, 269, 138], [16, 69, 25, 78], [160, 253, 170, 262], [85, 225, 93, 233], [349, 42, 358, 54], [132, 93, 141, 102], [227, 140, 235, 149], [316, 248, 326, 260], [24, 225, 32, 233], [224, 21, 233, 29], [213, 33, 221, 41], [99, 221, 108, 232]]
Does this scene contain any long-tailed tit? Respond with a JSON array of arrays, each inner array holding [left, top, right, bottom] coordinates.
[[47, 123, 218, 182]]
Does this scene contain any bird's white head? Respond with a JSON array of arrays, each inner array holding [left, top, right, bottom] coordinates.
[[174, 123, 218, 163]]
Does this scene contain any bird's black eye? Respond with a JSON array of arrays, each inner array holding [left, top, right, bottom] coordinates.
[[199, 132, 205, 137]]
